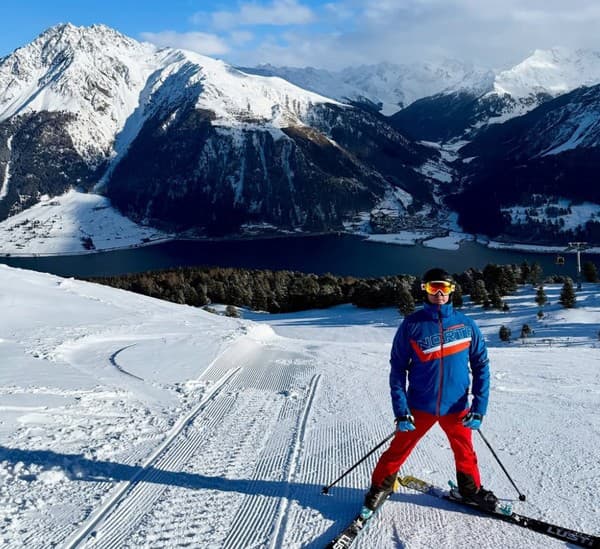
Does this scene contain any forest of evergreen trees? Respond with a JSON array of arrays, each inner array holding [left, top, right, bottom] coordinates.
[[91, 267, 414, 313], [88, 260, 592, 314]]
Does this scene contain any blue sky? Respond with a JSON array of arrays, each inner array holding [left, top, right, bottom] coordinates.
[[3, 1, 600, 69]]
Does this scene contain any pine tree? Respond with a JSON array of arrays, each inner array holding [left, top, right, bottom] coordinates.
[[535, 285, 547, 307], [225, 305, 240, 318], [451, 284, 463, 308], [489, 289, 503, 309], [559, 278, 577, 308], [520, 261, 531, 285], [470, 279, 489, 304], [483, 264, 517, 295], [520, 324, 532, 338], [499, 325, 511, 342], [529, 262, 543, 285], [397, 287, 415, 317]]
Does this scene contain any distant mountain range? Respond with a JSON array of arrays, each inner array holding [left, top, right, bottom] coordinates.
[[0, 24, 599, 245], [240, 61, 495, 116]]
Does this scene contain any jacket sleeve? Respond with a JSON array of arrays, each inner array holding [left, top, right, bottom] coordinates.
[[468, 320, 490, 416], [389, 320, 412, 418]]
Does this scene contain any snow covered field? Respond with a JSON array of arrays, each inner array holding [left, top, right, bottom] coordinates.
[[0, 264, 599, 548], [0, 190, 169, 256]]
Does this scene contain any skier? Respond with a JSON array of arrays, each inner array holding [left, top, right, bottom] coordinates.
[[364, 268, 498, 512]]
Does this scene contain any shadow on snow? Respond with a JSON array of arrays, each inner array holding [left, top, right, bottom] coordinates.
[[1, 445, 518, 547], [1, 445, 362, 546]]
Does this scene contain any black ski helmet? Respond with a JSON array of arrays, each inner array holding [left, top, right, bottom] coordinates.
[[422, 268, 454, 284]]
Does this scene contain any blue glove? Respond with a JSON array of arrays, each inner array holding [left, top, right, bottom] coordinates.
[[462, 412, 483, 430], [396, 414, 416, 432]]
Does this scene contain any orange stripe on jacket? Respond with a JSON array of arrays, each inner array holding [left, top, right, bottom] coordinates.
[[410, 338, 471, 362]]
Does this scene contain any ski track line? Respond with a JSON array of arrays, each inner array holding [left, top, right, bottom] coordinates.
[[108, 344, 144, 381], [62, 367, 241, 549], [77, 388, 241, 548], [120, 390, 243, 547], [74, 345, 311, 548], [217, 360, 317, 549], [87, 429, 212, 549], [270, 373, 321, 549], [199, 333, 266, 383], [83, 388, 242, 548], [281, 416, 390, 547]]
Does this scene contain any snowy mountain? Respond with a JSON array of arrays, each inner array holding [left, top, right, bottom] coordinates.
[[493, 47, 600, 101], [2, 24, 600, 247], [243, 60, 494, 116], [448, 83, 600, 240], [392, 47, 600, 142], [480, 47, 600, 127], [388, 50, 600, 242], [0, 23, 439, 236], [0, 23, 163, 219], [249, 48, 600, 140], [0, 23, 159, 162], [1, 264, 599, 547]]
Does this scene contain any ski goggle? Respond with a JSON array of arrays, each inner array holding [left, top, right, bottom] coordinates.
[[421, 281, 455, 295]]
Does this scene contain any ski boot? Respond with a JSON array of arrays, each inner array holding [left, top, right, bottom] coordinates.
[[363, 474, 400, 512], [456, 472, 498, 512]]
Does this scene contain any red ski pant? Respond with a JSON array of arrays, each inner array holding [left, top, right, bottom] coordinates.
[[371, 409, 481, 488]]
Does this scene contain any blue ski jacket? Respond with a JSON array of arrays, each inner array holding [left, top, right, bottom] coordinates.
[[390, 301, 490, 418]]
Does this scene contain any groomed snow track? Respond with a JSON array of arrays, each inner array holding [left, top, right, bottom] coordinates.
[[64, 338, 320, 548]]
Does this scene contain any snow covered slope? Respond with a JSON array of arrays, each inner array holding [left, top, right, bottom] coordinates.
[[0, 23, 340, 164], [494, 47, 600, 99], [0, 189, 169, 255], [1, 265, 598, 547]]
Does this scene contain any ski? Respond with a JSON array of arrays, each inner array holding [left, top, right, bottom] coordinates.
[[325, 494, 393, 549], [399, 475, 600, 548]]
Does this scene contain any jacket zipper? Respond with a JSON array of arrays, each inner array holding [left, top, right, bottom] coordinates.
[[436, 308, 444, 416]]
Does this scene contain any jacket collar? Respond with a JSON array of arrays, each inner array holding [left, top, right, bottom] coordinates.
[[423, 301, 453, 319]]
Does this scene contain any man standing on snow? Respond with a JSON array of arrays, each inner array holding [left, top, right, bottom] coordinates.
[[364, 268, 498, 512]]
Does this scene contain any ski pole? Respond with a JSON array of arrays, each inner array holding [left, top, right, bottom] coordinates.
[[477, 429, 527, 501], [321, 431, 395, 494]]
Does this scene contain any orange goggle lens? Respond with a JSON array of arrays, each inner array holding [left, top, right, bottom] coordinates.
[[422, 281, 455, 295]]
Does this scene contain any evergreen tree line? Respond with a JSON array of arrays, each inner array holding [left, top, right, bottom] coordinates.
[[90, 267, 417, 313], [89, 259, 597, 314]]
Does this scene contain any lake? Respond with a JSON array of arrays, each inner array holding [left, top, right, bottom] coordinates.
[[0, 235, 594, 279]]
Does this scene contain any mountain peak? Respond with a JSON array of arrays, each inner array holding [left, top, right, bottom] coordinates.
[[31, 22, 143, 61], [494, 47, 600, 98], [38, 22, 131, 44], [0, 23, 159, 160]]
